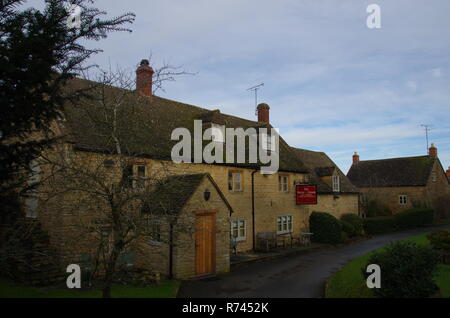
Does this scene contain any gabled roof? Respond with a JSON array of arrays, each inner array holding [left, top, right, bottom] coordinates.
[[290, 147, 359, 194], [142, 173, 233, 215], [60, 77, 308, 173], [347, 155, 438, 188]]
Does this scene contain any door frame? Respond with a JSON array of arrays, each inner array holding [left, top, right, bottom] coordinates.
[[193, 210, 218, 277]]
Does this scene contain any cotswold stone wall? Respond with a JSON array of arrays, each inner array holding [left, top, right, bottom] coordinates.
[[34, 147, 360, 279], [314, 194, 359, 219]]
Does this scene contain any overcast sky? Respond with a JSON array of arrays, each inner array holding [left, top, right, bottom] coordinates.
[[34, 0, 450, 173]]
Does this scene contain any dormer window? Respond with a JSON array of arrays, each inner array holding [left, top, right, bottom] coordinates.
[[332, 175, 340, 192], [211, 123, 225, 143]]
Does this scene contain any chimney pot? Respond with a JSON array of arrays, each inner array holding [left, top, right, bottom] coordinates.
[[136, 59, 154, 96], [352, 151, 360, 164], [428, 143, 438, 158], [256, 103, 270, 123]]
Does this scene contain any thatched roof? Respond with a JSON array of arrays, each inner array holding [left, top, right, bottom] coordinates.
[[347, 155, 437, 187], [290, 147, 359, 194]]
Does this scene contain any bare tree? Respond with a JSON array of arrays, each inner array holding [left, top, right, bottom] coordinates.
[[37, 65, 196, 297]]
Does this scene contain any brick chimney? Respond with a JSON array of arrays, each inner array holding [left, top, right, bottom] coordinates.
[[136, 59, 154, 96], [428, 143, 438, 158], [256, 103, 270, 123], [446, 166, 450, 178], [352, 152, 360, 164]]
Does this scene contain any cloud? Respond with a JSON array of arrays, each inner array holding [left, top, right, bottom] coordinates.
[[74, 0, 450, 172]]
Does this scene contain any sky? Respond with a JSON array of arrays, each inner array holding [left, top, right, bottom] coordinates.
[[32, 0, 450, 173]]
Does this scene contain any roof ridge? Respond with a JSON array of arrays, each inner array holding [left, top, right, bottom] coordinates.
[[357, 155, 430, 163]]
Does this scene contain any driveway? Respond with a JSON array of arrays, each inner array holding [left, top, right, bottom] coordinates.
[[177, 225, 449, 298]]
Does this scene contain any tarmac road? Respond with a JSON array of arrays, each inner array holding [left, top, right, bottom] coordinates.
[[177, 225, 450, 298]]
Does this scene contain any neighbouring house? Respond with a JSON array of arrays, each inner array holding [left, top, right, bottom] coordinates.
[[13, 59, 360, 280], [347, 145, 450, 216], [290, 148, 360, 218]]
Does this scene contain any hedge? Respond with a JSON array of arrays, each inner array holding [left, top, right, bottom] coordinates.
[[394, 208, 434, 229], [309, 212, 342, 244], [341, 214, 364, 236], [363, 207, 435, 234], [363, 216, 396, 234]]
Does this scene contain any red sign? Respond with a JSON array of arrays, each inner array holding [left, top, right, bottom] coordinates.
[[296, 185, 317, 205]]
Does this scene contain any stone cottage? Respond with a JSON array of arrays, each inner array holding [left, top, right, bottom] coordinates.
[[17, 59, 360, 280], [347, 144, 450, 216]]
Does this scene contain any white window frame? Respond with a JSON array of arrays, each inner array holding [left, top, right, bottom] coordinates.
[[277, 215, 293, 234], [231, 219, 246, 241], [332, 175, 340, 192], [399, 194, 408, 205], [278, 175, 289, 192], [211, 123, 225, 143], [228, 171, 242, 192]]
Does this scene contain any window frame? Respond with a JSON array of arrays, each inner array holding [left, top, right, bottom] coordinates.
[[126, 164, 148, 190], [278, 174, 289, 192], [399, 194, 408, 205], [332, 174, 340, 192], [145, 217, 162, 243], [277, 215, 293, 234], [228, 170, 243, 192], [231, 219, 246, 241]]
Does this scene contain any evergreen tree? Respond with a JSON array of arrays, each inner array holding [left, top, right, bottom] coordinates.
[[0, 0, 135, 196]]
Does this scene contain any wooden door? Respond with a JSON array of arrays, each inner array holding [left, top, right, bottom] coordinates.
[[195, 213, 216, 276]]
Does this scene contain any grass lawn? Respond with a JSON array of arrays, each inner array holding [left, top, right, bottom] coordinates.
[[0, 278, 180, 298], [325, 228, 450, 298]]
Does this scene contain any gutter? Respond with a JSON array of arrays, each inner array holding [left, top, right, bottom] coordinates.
[[251, 169, 258, 251]]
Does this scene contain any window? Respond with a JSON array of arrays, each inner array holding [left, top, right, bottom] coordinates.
[[332, 175, 340, 192], [431, 171, 437, 182], [211, 123, 225, 143], [399, 195, 408, 205], [125, 164, 148, 189], [278, 175, 289, 192], [228, 171, 242, 191], [277, 215, 293, 234], [146, 218, 161, 242], [231, 219, 246, 241]]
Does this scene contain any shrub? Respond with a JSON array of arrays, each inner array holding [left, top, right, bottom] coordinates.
[[394, 208, 434, 229], [365, 199, 392, 217], [341, 214, 364, 236], [309, 212, 342, 244], [363, 241, 439, 298], [340, 231, 349, 242], [363, 216, 396, 234], [427, 230, 450, 250], [340, 220, 355, 237]]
